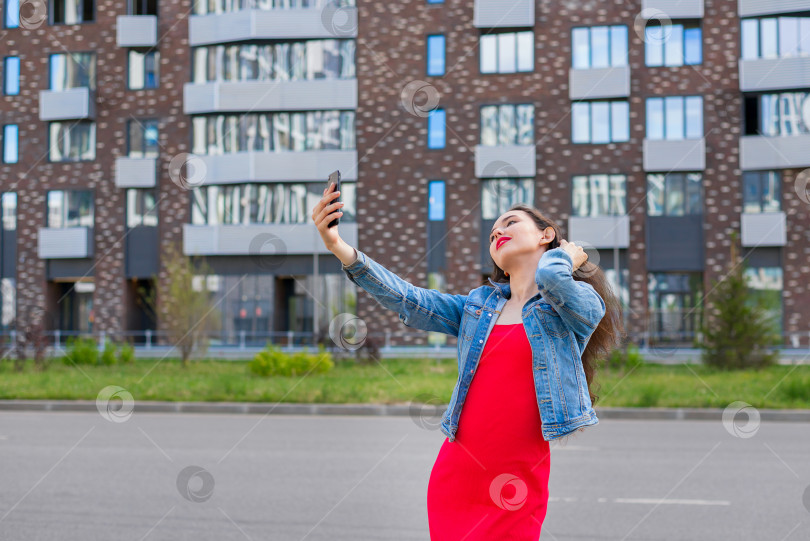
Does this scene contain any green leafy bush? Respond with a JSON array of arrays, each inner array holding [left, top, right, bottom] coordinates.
[[119, 343, 135, 364], [606, 343, 645, 371], [249, 343, 334, 377], [100, 340, 117, 366], [62, 336, 99, 365]]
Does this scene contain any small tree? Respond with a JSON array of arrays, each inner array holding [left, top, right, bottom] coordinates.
[[142, 244, 221, 367], [700, 232, 780, 369]]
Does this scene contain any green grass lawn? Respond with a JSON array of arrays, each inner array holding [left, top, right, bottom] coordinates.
[[1, 357, 809, 409]]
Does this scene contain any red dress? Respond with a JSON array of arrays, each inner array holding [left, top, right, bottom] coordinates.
[[427, 323, 551, 540]]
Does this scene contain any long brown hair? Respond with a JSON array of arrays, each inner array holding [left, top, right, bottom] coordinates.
[[487, 204, 626, 406]]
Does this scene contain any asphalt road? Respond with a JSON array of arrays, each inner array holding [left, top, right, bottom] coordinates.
[[1, 411, 808, 540]]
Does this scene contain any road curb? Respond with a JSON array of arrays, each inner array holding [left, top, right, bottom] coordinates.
[[1, 400, 810, 422]]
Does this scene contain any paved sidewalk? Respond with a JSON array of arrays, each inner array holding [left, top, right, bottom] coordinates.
[[2, 399, 809, 422]]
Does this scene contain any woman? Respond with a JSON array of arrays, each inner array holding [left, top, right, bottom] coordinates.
[[311, 182, 624, 539]]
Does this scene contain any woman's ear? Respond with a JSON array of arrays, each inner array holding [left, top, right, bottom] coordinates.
[[541, 226, 556, 245]]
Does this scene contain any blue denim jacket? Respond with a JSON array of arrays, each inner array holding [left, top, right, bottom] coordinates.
[[341, 246, 607, 441]]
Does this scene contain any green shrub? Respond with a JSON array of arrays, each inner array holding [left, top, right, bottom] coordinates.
[[62, 336, 98, 365], [100, 340, 117, 366], [119, 342, 135, 364], [249, 343, 334, 377], [607, 343, 645, 371]]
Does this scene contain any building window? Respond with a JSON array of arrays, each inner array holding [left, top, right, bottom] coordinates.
[[192, 40, 355, 83], [192, 182, 355, 226], [647, 173, 702, 216], [482, 178, 534, 219], [49, 52, 96, 90], [3, 125, 18, 163], [480, 31, 533, 74], [428, 180, 445, 221], [126, 188, 158, 227], [5, 0, 19, 28], [192, 0, 356, 15], [480, 104, 534, 146], [2, 192, 16, 231], [49, 122, 96, 162], [744, 266, 783, 337], [47, 190, 94, 228], [192, 111, 355, 154], [427, 34, 445, 76], [427, 108, 445, 149], [572, 100, 629, 143], [130, 0, 158, 16], [127, 119, 159, 158], [427, 0, 444, 4], [745, 92, 810, 136], [572, 25, 628, 68], [645, 23, 702, 66], [50, 0, 95, 25], [4, 56, 20, 95], [743, 171, 781, 213], [646, 96, 703, 140], [128, 50, 159, 90], [648, 272, 703, 342], [741, 16, 810, 60], [571, 174, 627, 216]]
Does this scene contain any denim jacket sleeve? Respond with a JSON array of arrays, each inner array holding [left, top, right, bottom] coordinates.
[[535, 247, 606, 338], [341, 249, 467, 336]]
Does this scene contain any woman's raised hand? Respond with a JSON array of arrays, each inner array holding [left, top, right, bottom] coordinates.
[[559, 239, 588, 272], [311, 182, 344, 251]]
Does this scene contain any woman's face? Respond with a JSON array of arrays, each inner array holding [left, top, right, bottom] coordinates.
[[488, 210, 554, 273]]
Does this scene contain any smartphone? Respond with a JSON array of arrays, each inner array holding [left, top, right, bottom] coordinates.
[[327, 170, 341, 228]]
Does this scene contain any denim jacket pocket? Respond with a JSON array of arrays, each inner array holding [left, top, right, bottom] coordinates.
[[461, 302, 483, 340], [535, 305, 569, 338]]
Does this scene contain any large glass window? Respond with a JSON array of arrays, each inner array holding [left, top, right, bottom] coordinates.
[[741, 16, 810, 60], [2, 192, 16, 231], [648, 272, 703, 342], [572, 25, 628, 68], [50, 0, 95, 24], [481, 178, 534, 219], [480, 104, 534, 146], [192, 0, 356, 15], [192, 40, 355, 83], [744, 266, 783, 338], [5, 0, 20, 28], [647, 172, 702, 216], [127, 119, 159, 158], [572, 100, 629, 143], [192, 111, 354, 154], [3, 125, 18, 164], [428, 180, 445, 221], [645, 23, 702, 66], [49, 52, 96, 90], [749, 92, 810, 136], [126, 189, 158, 227], [743, 171, 781, 213], [427, 108, 445, 149], [130, 0, 157, 15], [49, 122, 95, 161], [646, 96, 703, 140], [128, 50, 159, 90], [4, 56, 20, 95], [480, 31, 533, 74], [47, 190, 94, 228], [427, 34, 445, 76], [192, 182, 356, 226], [571, 174, 627, 216]]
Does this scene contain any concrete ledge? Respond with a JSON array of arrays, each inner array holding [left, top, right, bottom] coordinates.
[[2, 400, 809, 422]]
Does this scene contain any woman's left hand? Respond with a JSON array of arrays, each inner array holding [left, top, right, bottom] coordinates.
[[559, 239, 588, 272]]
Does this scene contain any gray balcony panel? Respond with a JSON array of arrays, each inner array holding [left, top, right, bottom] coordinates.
[[739, 135, 810, 170], [188, 8, 358, 46], [116, 15, 157, 47], [197, 150, 357, 184], [738, 0, 810, 17], [569, 66, 630, 100], [643, 138, 706, 171], [741, 212, 787, 247], [183, 223, 358, 256], [115, 157, 157, 188], [475, 145, 536, 178], [473, 0, 534, 28], [39, 88, 95, 121], [567, 216, 630, 249], [126, 226, 159, 278], [183, 79, 357, 114], [646, 216, 704, 271], [739, 57, 810, 92], [38, 227, 93, 259], [642, 0, 704, 18]]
